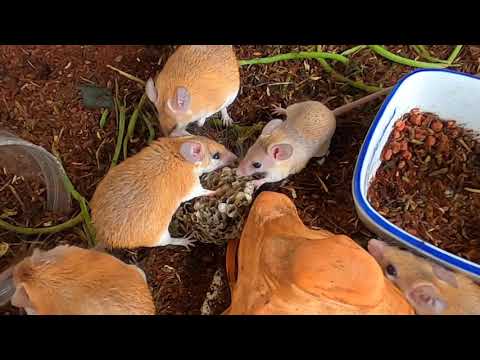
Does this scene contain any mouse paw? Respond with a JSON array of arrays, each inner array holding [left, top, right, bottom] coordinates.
[[200, 188, 218, 197], [197, 117, 207, 127], [252, 178, 268, 189], [221, 108, 234, 127], [169, 235, 197, 250], [170, 128, 191, 137], [271, 104, 287, 117], [206, 189, 219, 197]]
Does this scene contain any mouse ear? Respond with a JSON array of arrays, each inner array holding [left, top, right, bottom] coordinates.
[[146, 77, 158, 104], [11, 284, 36, 314], [407, 282, 447, 314], [167, 86, 191, 114], [0, 267, 15, 306], [432, 263, 458, 288], [269, 144, 293, 161], [180, 141, 205, 163], [367, 239, 386, 262], [261, 119, 283, 136]]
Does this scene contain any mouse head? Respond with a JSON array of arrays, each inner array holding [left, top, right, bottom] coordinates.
[[146, 77, 193, 136], [4, 247, 74, 315], [237, 119, 293, 177], [178, 136, 238, 175], [367, 239, 459, 315]]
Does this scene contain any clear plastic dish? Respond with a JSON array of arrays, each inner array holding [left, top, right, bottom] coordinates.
[[0, 131, 71, 213]]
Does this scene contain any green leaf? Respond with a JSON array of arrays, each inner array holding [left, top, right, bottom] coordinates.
[[79, 85, 114, 110]]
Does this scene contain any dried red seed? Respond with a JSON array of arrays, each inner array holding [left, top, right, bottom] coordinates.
[[383, 148, 393, 161], [415, 131, 427, 141], [431, 120, 443, 132], [391, 142, 402, 154], [426, 135, 436, 147], [402, 150, 413, 160], [395, 120, 406, 131], [410, 114, 423, 126], [450, 129, 460, 138]]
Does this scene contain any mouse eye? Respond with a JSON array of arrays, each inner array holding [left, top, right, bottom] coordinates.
[[212, 152, 221, 160], [386, 264, 397, 277], [252, 162, 262, 169]]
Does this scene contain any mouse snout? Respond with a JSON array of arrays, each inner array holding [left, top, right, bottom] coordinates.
[[221, 151, 237, 166], [367, 239, 385, 263], [236, 161, 250, 177]]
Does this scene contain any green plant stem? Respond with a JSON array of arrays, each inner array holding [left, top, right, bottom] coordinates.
[[368, 45, 449, 69], [239, 51, 350, 66], [60, 172, 96, 246], [234, 123, 265, 145], [107, 65, 146, 86], [99, 108, 110, 128], [111, 102, 126, 167], [341, 45, 367, 57], [123, 94, 147, 160], [316, 58, 383, 93], [447, 45, 463, 64], [141, 112, 156, 144], [411, 45, 450, 64], [0, 213, 83, 235]]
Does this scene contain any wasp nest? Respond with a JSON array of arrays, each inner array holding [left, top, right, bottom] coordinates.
[[169, 167, 255, 246]]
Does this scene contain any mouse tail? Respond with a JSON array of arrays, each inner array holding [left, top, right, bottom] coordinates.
[[333, 86, 394, 117], [0, 267, 16, 306]]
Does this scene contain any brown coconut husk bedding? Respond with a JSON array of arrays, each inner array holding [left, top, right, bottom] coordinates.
[[1, 45, 479, 315]]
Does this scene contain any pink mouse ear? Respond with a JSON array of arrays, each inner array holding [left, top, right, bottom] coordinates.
[[145, 77, 158, 104], [11, 284, 35, 313], [407, 282, 447, 314], [367, 239, 386, 262], [180, 141, 205, 163], [167, 86, 191, 113], [269, 144, 293, 161], [432, 263, 458, 288], [0, 267, 15, 306]]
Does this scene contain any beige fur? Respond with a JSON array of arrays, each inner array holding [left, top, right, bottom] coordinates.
[[90, 136, 237, 249], [237, 101, 336, 185], [10, 245, 155, 315], [368, 240, 480, 315], [152, 45, 240, 135]]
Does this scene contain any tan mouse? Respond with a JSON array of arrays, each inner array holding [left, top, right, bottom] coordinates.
[[368, 239, 480, 315], [236, 87, 393, 187], [90, 135, 237, 250], [145, 45, 240, 137], [0, 245, 155, 315]]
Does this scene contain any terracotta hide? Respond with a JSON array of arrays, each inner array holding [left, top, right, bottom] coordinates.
[[224, 191, 414, 315]]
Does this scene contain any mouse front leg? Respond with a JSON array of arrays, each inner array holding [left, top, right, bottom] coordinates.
[[170, 127, 192, 137], [221, 108, 234, 127], [183, 181, 218, 203], [252, 178, 269, 189], [197, 117, 207, 127], [314, 141, 332, 165], [156, 231, 196, 250], [271, 104, 287, 117], [197, 188, 218, 197], [251, 172, 287, 189]]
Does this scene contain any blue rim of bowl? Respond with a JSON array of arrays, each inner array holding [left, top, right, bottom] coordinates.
[[353, 68, 480, 277]]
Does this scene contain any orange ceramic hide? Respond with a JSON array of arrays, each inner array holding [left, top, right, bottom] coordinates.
[[224, 191, 414, 315]]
